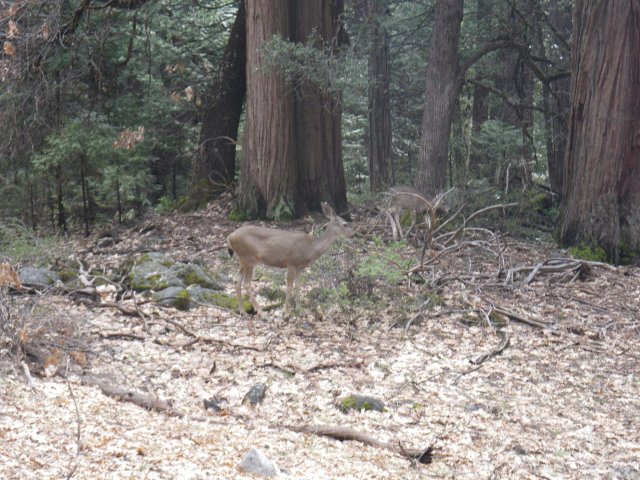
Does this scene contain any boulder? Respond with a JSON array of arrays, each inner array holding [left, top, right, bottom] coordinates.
[[18, 267, 59, 290]]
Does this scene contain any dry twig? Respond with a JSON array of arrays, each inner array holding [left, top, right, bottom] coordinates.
[[288, 425, 434, 464], [81, 375, 185, 417]]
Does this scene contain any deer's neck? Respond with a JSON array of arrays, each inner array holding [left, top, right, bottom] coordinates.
[[310, 225, 341, 259]]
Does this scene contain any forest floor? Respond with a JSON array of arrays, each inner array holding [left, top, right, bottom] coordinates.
[[1, 197, 639, 480]]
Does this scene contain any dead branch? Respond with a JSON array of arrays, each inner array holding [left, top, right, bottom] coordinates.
[[409, 203, 516, 274], [440, 202, 519, 248], [471, 330, 510, 365], [287, 425, 434, 464], [181, 335, 264, 352], [492, 305, 551, 330], [98, 331, 146, 341], [65, 381, 82, 480], [505, 258, 595, 284], [20, 361, 37, 390], [81, 375, 185, 417]]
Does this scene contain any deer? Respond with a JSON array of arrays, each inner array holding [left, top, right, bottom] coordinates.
[[385, 185, 448, 240], [227, 202, 354, 315]]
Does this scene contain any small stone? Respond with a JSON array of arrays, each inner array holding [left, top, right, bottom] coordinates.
[[238, 447, 280, 478], [203, 396, 224, 412], [242, 382, 267, 406], [96, 236, 115, 249]]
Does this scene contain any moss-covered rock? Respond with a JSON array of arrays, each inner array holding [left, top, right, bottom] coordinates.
[[126, 253, 231, 311], [338, 394, 386, 413], [57, 269, 78, 283], [154, 286, 191, 310], [128, 253, 179, 291], [174, 263, 223, 290], [187, 286, 251, 312]]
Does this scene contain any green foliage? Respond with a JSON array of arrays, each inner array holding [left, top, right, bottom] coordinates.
[[619, 242, 637, 266], [32, 118, 158, 224], [155, 195, 187, 214], [0, 220, 67, 266], [569, 244, 608, 263], [1, 0, 235, 227], [356, 242, 411, 284], [307, 282, 351, 307], [228, 210, 252, 222], [472, 120, 524, 177], [262, 34, 365, 99]]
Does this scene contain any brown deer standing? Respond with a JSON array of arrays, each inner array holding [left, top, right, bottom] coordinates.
[[385, 185, 448, 240], [227, 202, 354, 314]]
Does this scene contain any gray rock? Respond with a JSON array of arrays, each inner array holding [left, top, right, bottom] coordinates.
[[173, 263, 224, 290], [129, 253, 176, 291], [242, 383, 267, 406], [128, 253, 223, 295], [18, 267, 59, 289], [238, 447, 280, 478], [96, 236, 115, 249], [154, 286, 190, 310]]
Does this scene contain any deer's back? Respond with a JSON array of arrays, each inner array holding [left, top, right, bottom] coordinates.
[[228, 225, 315, 269]]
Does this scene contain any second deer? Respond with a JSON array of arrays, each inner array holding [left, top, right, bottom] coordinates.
[[385, 185, 448, 240], [227, 202, 354, 315]]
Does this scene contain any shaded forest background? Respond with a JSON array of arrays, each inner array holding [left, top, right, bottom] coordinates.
[[0, 0, 637, 263]]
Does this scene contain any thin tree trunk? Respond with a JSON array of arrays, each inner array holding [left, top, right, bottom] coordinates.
[[193, 0, 246, 201], [468, 0, 490, 176], [542, 2, 571, 199], [80, 154, 90, 237], [116, 177, 122, 224], [558, 0, 640, 262], [414, 0, 464, 195], [56, 164, 66, 232], [366, 0, 393, 193]]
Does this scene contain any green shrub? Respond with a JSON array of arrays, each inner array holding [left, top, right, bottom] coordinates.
[[569, 244, 608, 262]]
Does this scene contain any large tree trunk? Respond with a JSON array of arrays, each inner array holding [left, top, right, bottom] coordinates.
[[193, 0, 246, 202], [292, 0, 348, 214], [414, 0, 464, 196], [240, 0, 297, 217], [558, 1, 640, 263], [366, 0, 393, 193], [240, 0, 348, 218]]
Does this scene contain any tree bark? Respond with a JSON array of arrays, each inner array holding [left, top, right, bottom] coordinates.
[[292, 0, 348, 214], [366, 0, 393, 193], [240, 0, 297, 218], [542, 3, 571, 198], [558, 0, 640, 263], [193, 0, 246, 201], [468, 0, 490, 176], [414, 0, 464, 196], [240, 0, 348, 218], [543, 76, 570, 198]]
